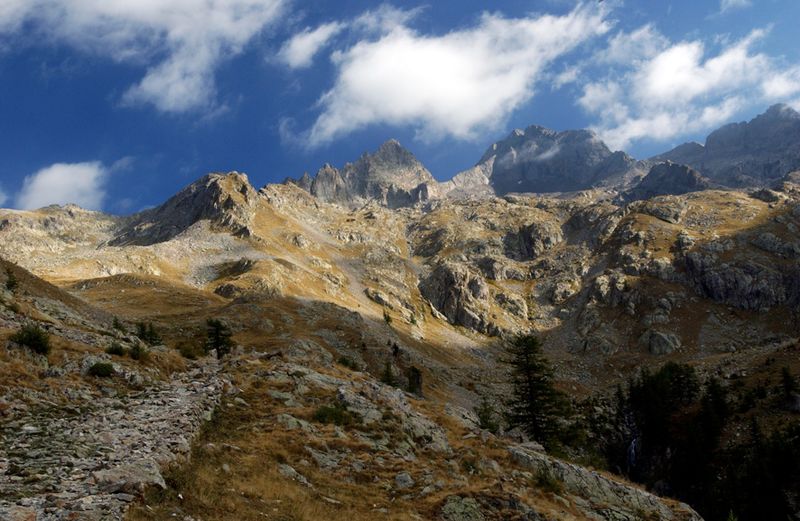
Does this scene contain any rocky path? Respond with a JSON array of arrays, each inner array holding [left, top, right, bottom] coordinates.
[[0, 361, 224, 521]]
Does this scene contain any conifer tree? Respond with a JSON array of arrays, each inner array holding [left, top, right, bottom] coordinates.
[[505, 334, 569, 447]]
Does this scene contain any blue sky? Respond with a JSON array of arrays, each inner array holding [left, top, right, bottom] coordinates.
[[0, 0, 799, 213]]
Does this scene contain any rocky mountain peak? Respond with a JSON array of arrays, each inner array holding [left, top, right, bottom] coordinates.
[[109, 171, 259, 246], [287, 140, 438, 208], [655, 104, 800, 187], [465, 124, 643, 195]]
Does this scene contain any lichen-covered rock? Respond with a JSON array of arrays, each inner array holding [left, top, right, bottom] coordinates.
[[440, 495, 485, 521]]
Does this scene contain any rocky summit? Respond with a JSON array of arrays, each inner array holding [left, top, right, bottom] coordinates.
[[2, 105, 800, 521], [654, 103, 800, 187]]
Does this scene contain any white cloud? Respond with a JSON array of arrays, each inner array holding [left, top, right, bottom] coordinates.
[[279, 22, 344, 69], [599, 24, 668, 65], [0, 0, 286, 112], [720, 0, 752, 13], [16, 161, 109, 210], [552, 66, 581, 89], [305, 4, 609, 146], [579, 27, 799, 149]]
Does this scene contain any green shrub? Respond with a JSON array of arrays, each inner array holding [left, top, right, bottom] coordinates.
[[5, 268, 18, 292], [112, 317, 126, 333], [474, 394, 499, 434], [106, 343, 126, 356], [380, 361, 396, 386], [136, 322, 162, 346], [406, 366, 423, 395], [178, 342, 204, 360], [129, 343, 149, 362], [10, 324, 51, 355], [312, 403, 358, 426], [88, 362, 115, 377], [337, 356, 359, 370]]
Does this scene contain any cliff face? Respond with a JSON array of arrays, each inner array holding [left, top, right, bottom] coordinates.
[[655, 104, 800, 186]]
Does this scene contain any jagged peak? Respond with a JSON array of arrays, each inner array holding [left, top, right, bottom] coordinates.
[[109, 171, 258, 246]]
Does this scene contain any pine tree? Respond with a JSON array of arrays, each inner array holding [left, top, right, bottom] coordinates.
[[205, 318, 234, 359], [505, 334, 569, 447]]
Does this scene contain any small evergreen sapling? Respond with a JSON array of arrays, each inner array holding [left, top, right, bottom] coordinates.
[[205, 318, 234, 359]]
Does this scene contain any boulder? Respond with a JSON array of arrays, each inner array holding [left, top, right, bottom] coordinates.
[[441, 495, 485, 521], [640, 330, 681, 355], [92, 458, 166, 495]]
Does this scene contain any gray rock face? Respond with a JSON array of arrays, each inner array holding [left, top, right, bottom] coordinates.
[[655, 104, 800, 187], [419, 263, 498, 335], [503, 221, 564, 260], [288, 140, 438, 208], [508, 445, 702, 521], [622, 162, 711, 202], [451, 126, 647, 196], [111, 172, 258, 246], [683, 250, 800, 311]]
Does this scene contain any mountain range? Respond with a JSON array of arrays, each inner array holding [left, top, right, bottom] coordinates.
[[2, 104, 800, 521], [288, 103, 800, 206]]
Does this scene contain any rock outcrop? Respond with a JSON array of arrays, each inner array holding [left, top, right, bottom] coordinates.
[[509, 444, 702, 520], [419, 263, 498, 335], [621, 162, 711, 202], [110, 172, 259, 246]]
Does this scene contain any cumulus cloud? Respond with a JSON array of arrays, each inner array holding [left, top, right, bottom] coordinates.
[[304, 4, 609, 146], [16, 161, 109, 210], [0, 0, 286, 112], [279, 22, 345, 69], [720, 0, 752, 13], [579, 27, 800, 149]]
